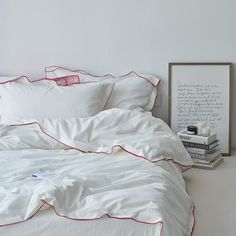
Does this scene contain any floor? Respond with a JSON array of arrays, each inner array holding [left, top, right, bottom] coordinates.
[[184, 150, 236, 236]]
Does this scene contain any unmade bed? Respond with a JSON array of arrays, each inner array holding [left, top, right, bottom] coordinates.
[[0, 69, 194, 236]]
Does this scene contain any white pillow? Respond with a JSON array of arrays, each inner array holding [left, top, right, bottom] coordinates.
[[45, 66, 160, 111], [0, 76, 114, 124], [0, 76, 24, 82]]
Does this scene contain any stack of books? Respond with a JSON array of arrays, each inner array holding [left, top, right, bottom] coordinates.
[[177, 130, 224, 169]]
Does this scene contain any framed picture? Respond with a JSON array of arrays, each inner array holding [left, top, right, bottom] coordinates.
[[168, 62, 232, 156]]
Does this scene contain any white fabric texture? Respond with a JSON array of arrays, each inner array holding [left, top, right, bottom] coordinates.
[[45, 66, 160, 111], [0, 77, 114, 124], [0, 207, 162, 236], [0, 109, 193, 236]]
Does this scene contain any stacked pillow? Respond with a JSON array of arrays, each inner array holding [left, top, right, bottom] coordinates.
[[45, 66, 160, 112], [0, 76, 114, 124], [0, 67, 160, 124]]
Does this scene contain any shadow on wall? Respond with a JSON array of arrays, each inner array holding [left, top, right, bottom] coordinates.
[[152, 78, 168, 123]]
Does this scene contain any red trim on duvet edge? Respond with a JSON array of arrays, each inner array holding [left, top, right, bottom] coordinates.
[[10, 122, 193, 171], [0, 199, 164, 236], [2, 122, 195, 235], [45, 66, 160, 87], [41, 200, 164, 226], [0, 200, 195, 236], [43, 199, 195, 236], [0, 202, 46, 227]]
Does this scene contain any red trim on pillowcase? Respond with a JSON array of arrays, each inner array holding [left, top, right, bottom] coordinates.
[[0, 76, 29, 84], [45, 66, 113, 79], [45, 66, 160, 87], [35, 75, 80, 86], [0, 75, 80, 86]]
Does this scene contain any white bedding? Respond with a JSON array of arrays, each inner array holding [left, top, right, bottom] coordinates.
[[0, 207, 162, 236], [0, 109, 194, 236]]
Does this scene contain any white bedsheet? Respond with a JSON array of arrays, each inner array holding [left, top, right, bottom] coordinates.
[[0, 109, 194, 236]]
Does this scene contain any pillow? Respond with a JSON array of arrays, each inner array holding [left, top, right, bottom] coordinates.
[[0, 76, 24, 82], [45, 66, 160, 111], [0, 75, 80, 86], [0, 76, 114, 124]]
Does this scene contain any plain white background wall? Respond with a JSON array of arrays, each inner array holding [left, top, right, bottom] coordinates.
[[0, 0, 236, 147]]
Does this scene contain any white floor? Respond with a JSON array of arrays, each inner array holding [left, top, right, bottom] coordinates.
[[184, 150, 236, 236]]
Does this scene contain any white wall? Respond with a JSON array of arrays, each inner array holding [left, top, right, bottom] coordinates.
[[1, 0, 236, 147]]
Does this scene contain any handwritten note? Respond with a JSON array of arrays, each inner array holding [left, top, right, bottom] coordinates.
[[176, 83, 224, 130], [170, 64, 230, 154]]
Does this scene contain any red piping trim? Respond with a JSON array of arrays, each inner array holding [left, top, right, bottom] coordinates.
[[0, 75, 80, 86], [41, 200, 164, 226], [0, 76, 29, 84], [0, 200, 195, 236], [45, 66, 160, 87], [44, 67, 161, 111], [1, 121, 195, 234], [0, 199, 164, 235], [10, 122, 193, 170], [0, 202, 46, 227]]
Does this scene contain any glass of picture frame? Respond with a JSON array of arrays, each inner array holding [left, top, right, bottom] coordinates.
[[168, 62, 232, 155]]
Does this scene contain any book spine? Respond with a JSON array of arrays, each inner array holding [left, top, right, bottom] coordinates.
[[193, 159, 211, 164], [183, 141, 210, 149], [192, 155, 221, 164], [178, 134, 210, 144], [193, 157, 223, 170], [186, 147, 207, 154], [190, 153, 206, 159], [177, 132, 216, 145]]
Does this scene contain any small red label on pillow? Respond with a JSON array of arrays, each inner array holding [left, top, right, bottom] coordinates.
[[52, 75, 80, 86]]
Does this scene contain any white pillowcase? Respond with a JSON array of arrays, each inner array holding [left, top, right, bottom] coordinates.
[[45, 67, 160, 112], [0, 77, 114, 124]]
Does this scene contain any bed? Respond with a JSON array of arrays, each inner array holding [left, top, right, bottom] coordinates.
[[0, 68, 194, 236]]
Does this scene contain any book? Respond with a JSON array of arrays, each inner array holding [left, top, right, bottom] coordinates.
[[186, 145, 219, 154], [193, 156, 224, 170], [190, 149, 221, 162], [192, 153, 222, 164], [177, 130, 217, 145], [182, 140, 219, 150]]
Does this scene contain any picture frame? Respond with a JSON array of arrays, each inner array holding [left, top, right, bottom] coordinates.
[[168, 62, 232, 156]]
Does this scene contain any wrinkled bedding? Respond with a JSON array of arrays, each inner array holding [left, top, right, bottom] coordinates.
[[0, 109, 194, 236]]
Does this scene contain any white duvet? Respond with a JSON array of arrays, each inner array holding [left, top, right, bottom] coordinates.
[[0, 109, 194, 236]]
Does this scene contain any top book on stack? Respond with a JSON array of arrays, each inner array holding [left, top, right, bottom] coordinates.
[[177, 130, 217, 145]]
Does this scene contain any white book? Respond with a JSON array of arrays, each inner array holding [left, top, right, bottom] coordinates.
[[190, 149, 221, 160], [186, 146, 219, 154], [192, 153, 222, 164], [177, 130, 217, 145], [193, 156, 224, 170]]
